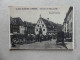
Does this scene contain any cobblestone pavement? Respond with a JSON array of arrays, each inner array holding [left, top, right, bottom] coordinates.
[[11, 39, 73, 50]]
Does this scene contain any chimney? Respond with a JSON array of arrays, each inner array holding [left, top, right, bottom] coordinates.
[[47, 18, 49, 20]]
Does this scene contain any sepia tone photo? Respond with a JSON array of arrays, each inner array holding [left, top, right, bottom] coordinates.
[[9, 6, 74, 50]]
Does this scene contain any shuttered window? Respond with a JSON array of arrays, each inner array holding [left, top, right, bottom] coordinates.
[[43, 29, 45, 31], [36, 29, 38, 31]]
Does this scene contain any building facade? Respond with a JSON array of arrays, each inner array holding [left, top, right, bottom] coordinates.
[[35, 15, 57, 35], [10, 17, 36, 36], [10, 17, 25, 35], [24, 21, 36, 35], [62, 7, 73, 41]]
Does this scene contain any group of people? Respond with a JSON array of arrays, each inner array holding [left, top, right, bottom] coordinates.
[[25, 34, 53, 43], [11, 33, 55, 47], [11, 31, 68, 48]]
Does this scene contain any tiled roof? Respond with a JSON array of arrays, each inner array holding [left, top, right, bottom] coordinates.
[[64, 7, 73, 22], [40, 17, 57, 30], [24, 21, 36, 27], [10, 17, 24, 26]]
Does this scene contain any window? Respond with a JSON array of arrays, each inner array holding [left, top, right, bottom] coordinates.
[[14, 20, 16, 22], [43, 29, 45, 31], [22, 30, 24, 33], [53, 26, 54, 28], [42, 24, 44, 27], [41, 21, 42, 23], [37, 25, 39, 27], [71, 22, 72, 28], [36, 29, 38, 31]]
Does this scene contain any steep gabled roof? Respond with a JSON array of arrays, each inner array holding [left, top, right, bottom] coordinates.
[[64, 7, 73, 22], [40, 17, 57, 31], [24, 21, 36, 27], [10, 17, 24, 26]]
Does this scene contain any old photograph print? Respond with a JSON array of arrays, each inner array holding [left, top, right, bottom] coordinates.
[[9, 6, 74, 49]]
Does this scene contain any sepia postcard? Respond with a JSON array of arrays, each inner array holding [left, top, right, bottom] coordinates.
[[9, 6, 74, 50]]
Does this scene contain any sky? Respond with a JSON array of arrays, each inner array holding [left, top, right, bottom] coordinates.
[[9, 6, 69, 24]]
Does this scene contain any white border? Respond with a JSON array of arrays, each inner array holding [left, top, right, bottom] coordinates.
[[8, 6, 74, 50]]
